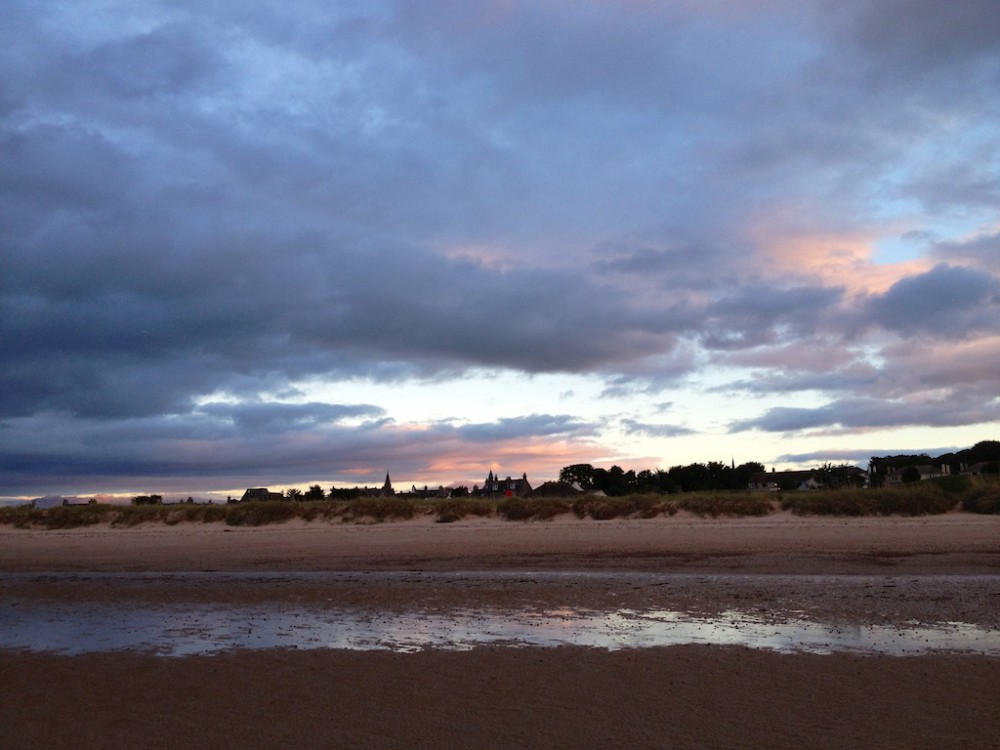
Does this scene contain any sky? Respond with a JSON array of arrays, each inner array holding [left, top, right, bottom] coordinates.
[[3, 0, 1000, 501]]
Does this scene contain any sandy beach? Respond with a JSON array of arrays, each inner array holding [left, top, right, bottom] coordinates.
[[3, 512, 1000, 749], [3, 511, 1000, 575]]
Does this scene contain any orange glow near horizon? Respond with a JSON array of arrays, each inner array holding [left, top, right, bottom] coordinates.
[[420, 437, 606, 486]]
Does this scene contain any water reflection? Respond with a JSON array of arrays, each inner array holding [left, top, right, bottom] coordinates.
[[2, 600, 997, 657]]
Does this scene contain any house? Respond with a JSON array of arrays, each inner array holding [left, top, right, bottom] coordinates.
[[962, 461, 1000, 475], [473, 469, 532, 498], [354, 473, 397, 498], [748, 470, 821, 491], [886, 464, 950, 484], [407, 485, 453, 499], [240, 488, 284, 502], [530, 481, 583, 497]]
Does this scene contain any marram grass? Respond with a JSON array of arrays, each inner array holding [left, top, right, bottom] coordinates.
[[2, 476, 999, 529]]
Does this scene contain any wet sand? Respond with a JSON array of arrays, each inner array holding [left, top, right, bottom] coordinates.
[[3, 513, 1000, 748], [4, 646, 1000, 750]]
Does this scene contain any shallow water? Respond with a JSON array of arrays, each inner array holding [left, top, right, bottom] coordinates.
[[3, 604, 993, 656], [3, 582, 999, 656]]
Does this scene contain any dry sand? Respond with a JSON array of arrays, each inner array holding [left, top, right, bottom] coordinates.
[[3, 512, 1000, 749], [3, 511, 1000, 575]]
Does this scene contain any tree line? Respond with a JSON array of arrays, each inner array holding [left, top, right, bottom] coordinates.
[[558, 461, 767, 495], [867, 440, 1000, 487], [274, 484, 472, 502], [131, 440, 998, 505]]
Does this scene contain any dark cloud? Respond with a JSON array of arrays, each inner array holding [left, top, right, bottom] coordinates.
[[721, 363, 880, 397], [775, 447, 965, 468], [909, 163, 1000, 215], [456, 415, 595, 443], [933, 232, 1000, 271], [720, 334, 1000, 437], [0, 408, 599, 495], [592, 234, 745, 289], [731, 396, 1000, 435], [196, 401, 385, 432], [0, 124, 132, 221], [2, 1, 998, 495], [70, 23, 220, 100], [863, 265, 1000, 337], [701, 284, 845, 350], [832, 0, 1000, 80], [620, 419, 694, 439], [876, 340, 1000, 396]]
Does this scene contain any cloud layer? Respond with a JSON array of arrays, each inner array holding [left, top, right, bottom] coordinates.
[[3, 0, 999, 497]]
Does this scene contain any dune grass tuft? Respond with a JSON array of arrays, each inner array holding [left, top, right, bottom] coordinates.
[[780, 481, 960, 516], [432, 498, 494, 523], [960, 476, 1000, 514], [496, 497, 571, 521], [572, 494, 671, 520], [2, 503, 118, 529], [334, 497, 416, 523], [675, 493, 774, 518]]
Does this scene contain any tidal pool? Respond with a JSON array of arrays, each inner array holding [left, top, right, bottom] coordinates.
[[2, 599, 998, 657]]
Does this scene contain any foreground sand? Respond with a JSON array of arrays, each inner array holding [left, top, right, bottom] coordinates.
[[4, 646, 999, 750], [3, 512, 1000, 749]]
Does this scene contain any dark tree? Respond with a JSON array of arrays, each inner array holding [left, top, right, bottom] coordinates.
[[559, 463, 596, 489], [668, 463, 713, 492], [966, 440, 1000, 463], [732, 462, 765, 489], [329, 485, 364, 500], [777, 476, 802, 491], [560, 459, 765, 495], [813, 463, 865, 489], [635, 469, 666, 494], [595, 465, 637, 496]]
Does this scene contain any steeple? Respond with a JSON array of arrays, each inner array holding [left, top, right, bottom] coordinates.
[[382, 472, 394, 495]]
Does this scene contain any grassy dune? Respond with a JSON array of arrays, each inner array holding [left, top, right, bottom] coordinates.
[[3, 476, 999, 529], [782, 475, 1000, 516]]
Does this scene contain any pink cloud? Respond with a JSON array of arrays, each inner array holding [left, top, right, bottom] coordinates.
[[747, 215, 932, 294]]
